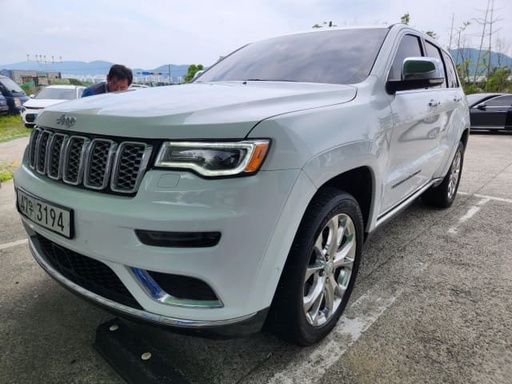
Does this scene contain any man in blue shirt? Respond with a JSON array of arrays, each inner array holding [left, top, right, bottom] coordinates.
[[82, 64, 133, 97]]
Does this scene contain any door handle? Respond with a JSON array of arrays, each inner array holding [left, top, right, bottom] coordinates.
[[429, 100, 440, 107]]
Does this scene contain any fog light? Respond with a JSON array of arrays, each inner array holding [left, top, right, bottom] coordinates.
[[135, 230, 221, 248]]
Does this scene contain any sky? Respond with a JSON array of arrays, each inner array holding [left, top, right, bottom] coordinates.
[[1, 0, 511, 70]]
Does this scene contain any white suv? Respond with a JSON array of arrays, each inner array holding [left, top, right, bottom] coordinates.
[[14, 24, 469, 345], [20, 85, 86, 128]]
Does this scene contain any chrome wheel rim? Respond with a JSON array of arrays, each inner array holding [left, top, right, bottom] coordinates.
[[303, 213, 356, 327], [448, 149, 462, 200]]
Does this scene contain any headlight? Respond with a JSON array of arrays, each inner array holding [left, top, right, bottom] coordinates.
[[14, 98, 21, 108], [155, 140, 270, 177]]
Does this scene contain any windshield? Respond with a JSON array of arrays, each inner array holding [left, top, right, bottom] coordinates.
[[35, 87, 77, 100], [0, 77, 24, 93], [196, 28, 388, 85]]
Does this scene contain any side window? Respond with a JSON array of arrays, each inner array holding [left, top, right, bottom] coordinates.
[[442, 51, 459, 88], [486, 96, 512, 107], [388, 35, 423, 81], [424, 41, 446, 88]]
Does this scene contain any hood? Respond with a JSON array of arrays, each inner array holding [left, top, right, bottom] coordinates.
[[24, 98, 69, 109], [36, 82, 357, 139]]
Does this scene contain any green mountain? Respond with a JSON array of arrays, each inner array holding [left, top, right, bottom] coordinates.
[[449, 48, 512, 76]]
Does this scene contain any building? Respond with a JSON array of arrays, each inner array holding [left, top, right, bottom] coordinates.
[[0, 69, 62, 87]]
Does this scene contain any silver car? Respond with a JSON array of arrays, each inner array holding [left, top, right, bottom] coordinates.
[[14, 24, 470, 345]]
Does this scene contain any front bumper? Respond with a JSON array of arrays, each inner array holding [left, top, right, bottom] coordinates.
[[15, 163, 310, 335], [21, 108, 42, 124], [26, 228, 268, 338]]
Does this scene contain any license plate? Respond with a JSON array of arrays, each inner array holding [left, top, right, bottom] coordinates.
[[17, 188, 73, 238]]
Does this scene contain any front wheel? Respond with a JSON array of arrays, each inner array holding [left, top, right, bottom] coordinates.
[[422, 141, 465, 208], [266, 188, 364, 345]]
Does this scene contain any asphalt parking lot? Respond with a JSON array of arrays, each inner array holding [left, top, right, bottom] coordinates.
[[1, 132, 512, 384]]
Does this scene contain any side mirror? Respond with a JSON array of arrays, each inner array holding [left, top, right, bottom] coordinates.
[[476, 103, 486, 110], [192, 70, 204, 81], [386, 57, 445, 94]]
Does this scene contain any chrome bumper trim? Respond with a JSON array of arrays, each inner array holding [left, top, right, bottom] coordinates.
[[130, 267, 223, 309]]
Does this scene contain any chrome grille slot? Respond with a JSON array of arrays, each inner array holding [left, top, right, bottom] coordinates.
[[111, 142, 152, 193], [47, 133, 67, 180], [35, 130, 52, 174], [84, 139, 116, 190], [28, 128, 41, 169], [63, 136, 88, 185], [26, 128, 153, 195]]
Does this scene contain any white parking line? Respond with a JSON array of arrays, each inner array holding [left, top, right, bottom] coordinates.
[[268, 290, 400, 384], [0, 239, 28, 251], [473, 193, 512, 204], [448, 192, 512, 235], [448, 197, 489, 235], [459, 191, 512, 204]]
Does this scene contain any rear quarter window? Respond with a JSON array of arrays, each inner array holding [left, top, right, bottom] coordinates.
[[441, 51, 459, 88]]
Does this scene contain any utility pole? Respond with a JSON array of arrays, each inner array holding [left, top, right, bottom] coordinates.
[[448, 13, 455, 50], [168, 64, 172, 85], [31, 53, 63, 85], [486, 0, 495, 90]]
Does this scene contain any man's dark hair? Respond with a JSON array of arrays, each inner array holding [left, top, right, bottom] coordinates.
[[108, 64, 133, 85]]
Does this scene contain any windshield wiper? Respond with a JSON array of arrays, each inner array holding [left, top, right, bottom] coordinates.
[[242, 79, 298, 83]]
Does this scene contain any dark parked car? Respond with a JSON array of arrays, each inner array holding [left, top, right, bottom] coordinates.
[[0, 94, 8, 115], [468, 93, 512, 131], [0, 75, 29, 114]]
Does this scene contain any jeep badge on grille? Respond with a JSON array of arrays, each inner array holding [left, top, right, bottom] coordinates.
[[56, 114, 76, 128]]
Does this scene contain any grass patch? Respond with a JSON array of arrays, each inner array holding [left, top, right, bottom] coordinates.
[[0, 115, 31, 143], [0, 160, 19, 183]]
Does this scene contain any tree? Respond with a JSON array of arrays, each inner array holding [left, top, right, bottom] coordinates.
[[425, 31, 438, 39], [399, 13, 437, 39], [184, 64, 204, 83], [486, 67, 511, 92], [68, 78, 84, 86], [471, 0, 503, 88]]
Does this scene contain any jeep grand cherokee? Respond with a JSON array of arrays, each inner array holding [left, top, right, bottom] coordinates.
[[14, 24, 470, 345]]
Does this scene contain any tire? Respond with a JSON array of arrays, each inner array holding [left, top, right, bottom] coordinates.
[[422, 141, 464, 208], [266, 188, 364, 346]]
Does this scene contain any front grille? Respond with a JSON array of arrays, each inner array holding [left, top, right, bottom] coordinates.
[[28, 127, 152, 194], [34, 234, 143, 310]]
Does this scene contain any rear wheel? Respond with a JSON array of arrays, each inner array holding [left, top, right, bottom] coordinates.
[[267, 188, 363, 345], [422, 141, 464, 208]]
